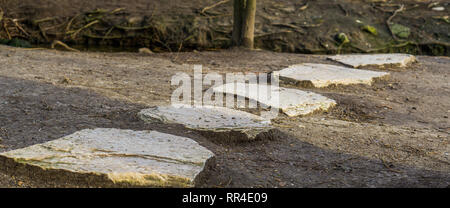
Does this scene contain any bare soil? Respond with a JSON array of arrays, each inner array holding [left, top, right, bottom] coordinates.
[[0, 45, 448, 187]]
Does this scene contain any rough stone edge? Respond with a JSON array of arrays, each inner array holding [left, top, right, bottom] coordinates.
[[138, 109, 276, 143], [0, 149, 216, 188], [281, 98, 337, 117], [327, 54, 417, 68], [211, 84, 338, 117], [279, 72, 391, 88]]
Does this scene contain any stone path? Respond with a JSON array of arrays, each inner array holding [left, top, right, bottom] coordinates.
[[213, 83, 337, 117], [277, 63, 389, 88], [328, 53, 416, 68], [0, 128, 214, 187], [139, 105, 274, 142], [0, 53, 419, 187]]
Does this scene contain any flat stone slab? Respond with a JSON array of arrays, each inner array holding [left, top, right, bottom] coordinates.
[[328, 53, 416, 68], [0, 128, 214, 187], [139, 105, 274, 142], [213, 83, 336, 117], [278, 63, 389, 88]]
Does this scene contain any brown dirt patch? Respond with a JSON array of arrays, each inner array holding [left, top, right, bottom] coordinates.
[[0, 45, 448, 187]]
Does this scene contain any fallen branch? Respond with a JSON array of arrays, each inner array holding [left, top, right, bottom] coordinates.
[[299, 2, 309, 11], [0, 10, 10, 40], [338, 4, 348, 16], [3, 21, 11, 40], [113, 24, 153, 30], [83, 33, 122, 39], [38, 24, 49, 42], [199, 13, 232, 19], [68, 20, 100, 39], [51, 40, 80, 52], [201, 0, 230, 14], [386, 4, 405, 41], [102, 26, 115, 40], [154, 38, 172, 52], [11, 18, 30, 37], [32, 17, 57, 25], [65, 14, 80, 33], [109, 8, 125, 15], [255, 30, 293, 38], [272, 23, 306, 34]]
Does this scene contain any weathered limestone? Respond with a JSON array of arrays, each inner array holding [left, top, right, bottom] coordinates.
[[139, 105, 275, 142], [278, 63, 389, 88], [213, 83, 336, 117], [0, 128, 214, 187], [328, 54, 416, 68]]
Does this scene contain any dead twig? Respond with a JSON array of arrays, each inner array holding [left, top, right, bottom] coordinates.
[[299, 2, 309, 11], [109, 7, 125, 14], [68, 20, 100, 39], [3, 20, 11, 39], [386, 4, 405, 41], [65, 14, 80, 33], [0, 9, 11, 40], [255, 30, 293, 38], [113, 24, 153, 30], [154, 38, 172, 52], [201, 0, 230, 14], [102, 26, 115, 41], [38, 24, 49, 42], [0, 8, 3, 23], [32, 17, 57, 25], [271, 23, 306, 34], [84, 33, 122, 39], [11, 18, 30, 37], [51, 40, 80, 52], [338, 4, 348, 16]]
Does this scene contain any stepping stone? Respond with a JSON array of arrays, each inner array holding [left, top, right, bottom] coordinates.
[[139, 105, 275, 142], [277, 63, 389, 88], [0, 128, 214, 188], [328, 53, 416, 68], [213, 83, 336, 117]]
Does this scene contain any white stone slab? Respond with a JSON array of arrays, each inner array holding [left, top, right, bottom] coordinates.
[[139, 105, 274, 141], [0, 128, 214, 187], [212, 83, 336, 117], [278, 63, 389, 88], [328, 54, 416, 68]]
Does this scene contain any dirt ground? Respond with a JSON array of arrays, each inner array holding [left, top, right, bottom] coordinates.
[[0, 45, 448, 187], [0, 0, 449, 55]]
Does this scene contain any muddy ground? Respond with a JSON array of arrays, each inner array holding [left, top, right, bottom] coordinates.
[[0, 45, 448, 187], [0, 0, 449, 55]]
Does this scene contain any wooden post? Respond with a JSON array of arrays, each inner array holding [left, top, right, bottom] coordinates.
[[232, 0, 256, 49], [241, 0, 256, 49]]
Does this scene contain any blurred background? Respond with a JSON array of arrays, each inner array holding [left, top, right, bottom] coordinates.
[[0, 0, 448, 55]]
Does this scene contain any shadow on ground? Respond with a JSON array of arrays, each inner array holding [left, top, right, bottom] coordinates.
[[0, 76, 448, 187]]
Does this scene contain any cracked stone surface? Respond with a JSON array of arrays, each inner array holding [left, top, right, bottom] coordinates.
[[0, 128, 214, 187], [278, 63, 390, 88], [139, 105, 274, 141], [328, 54, 416, 68], [213, 83, 336, 117]]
